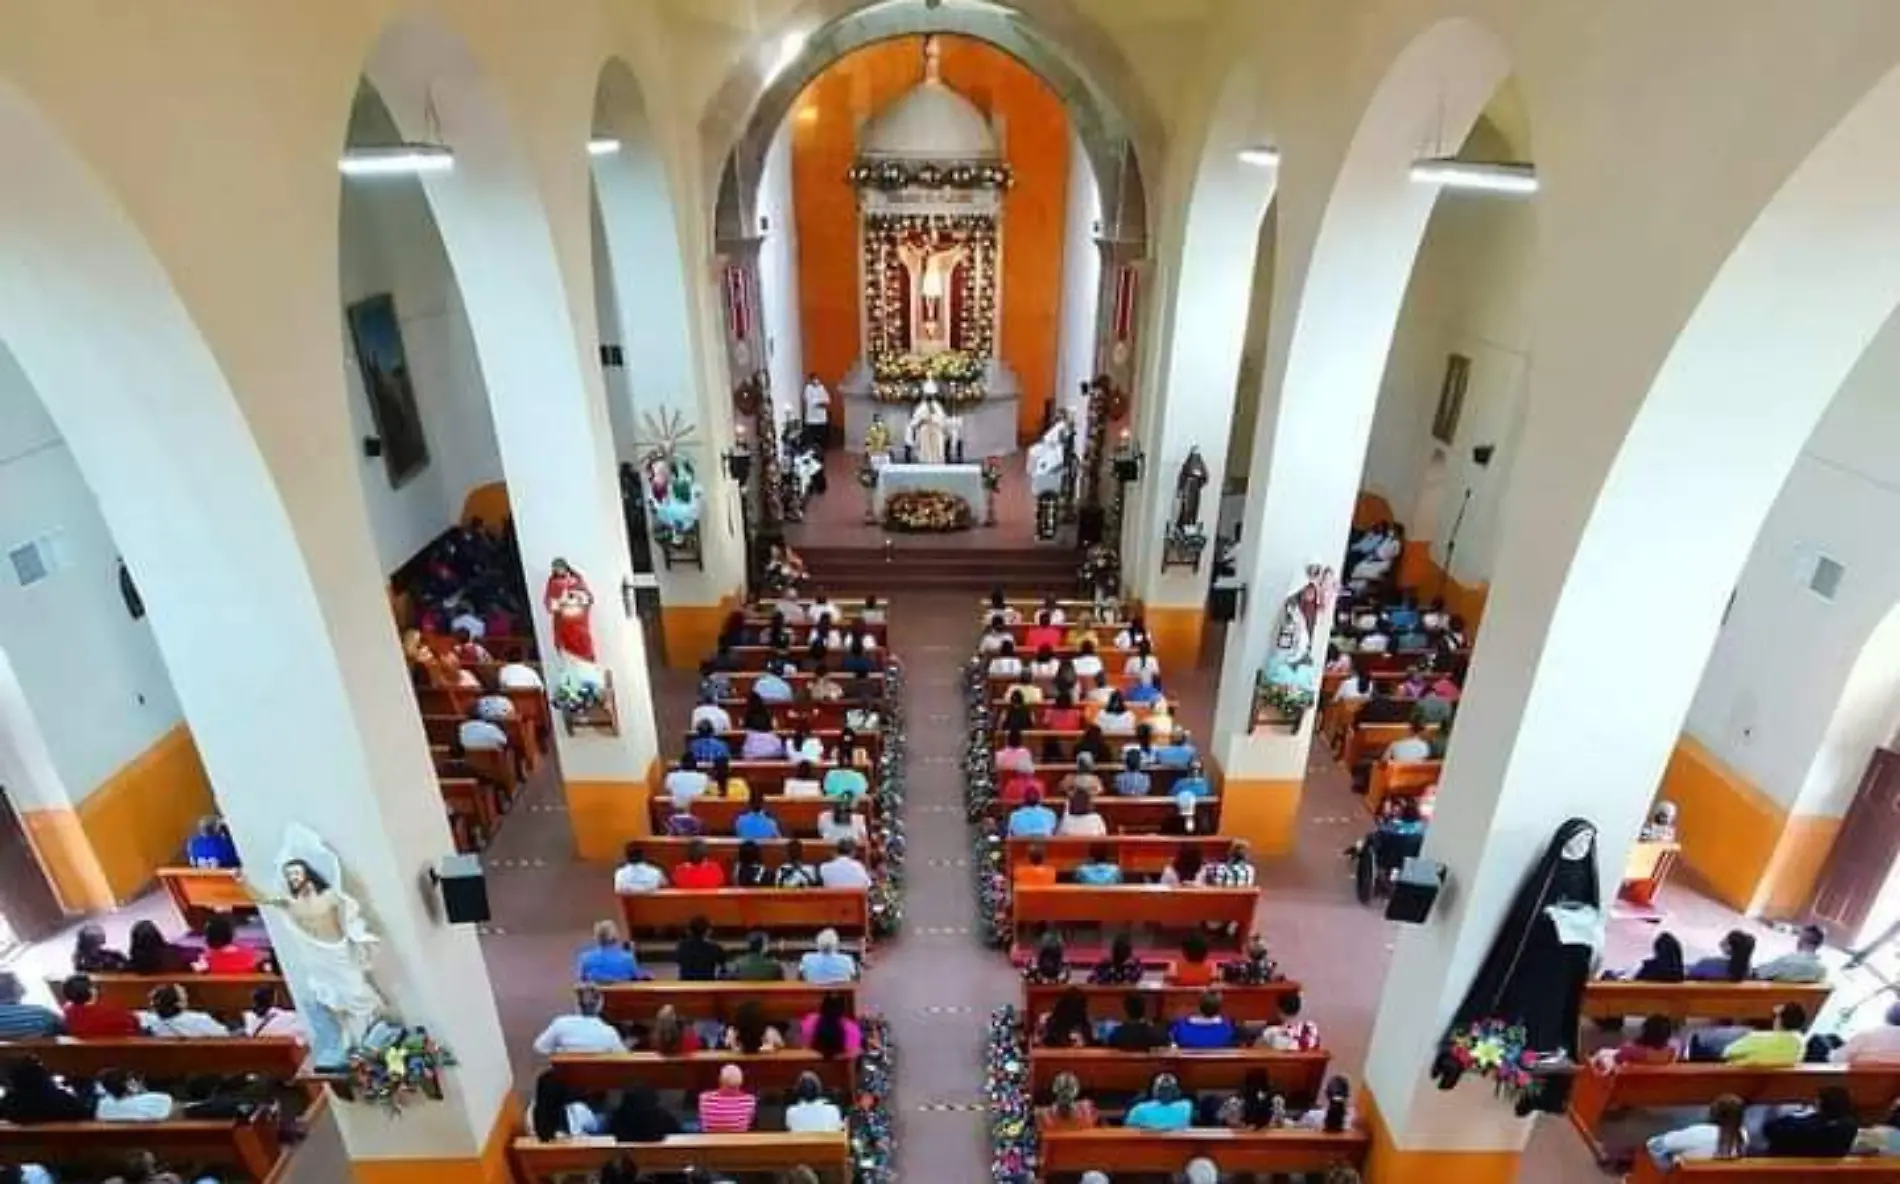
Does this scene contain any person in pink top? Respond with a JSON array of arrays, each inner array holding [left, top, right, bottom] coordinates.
[[696, 1064, 758, 1132], [1834, 1003, 1900, 1064], [1429, 675, 1462, 701], [996, 731, 1034, 775], [799, 992, 862, 1059]]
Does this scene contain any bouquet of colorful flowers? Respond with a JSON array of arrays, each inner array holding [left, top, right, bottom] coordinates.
[[986, 1006, 1036, 1183], [1442, 1017, 1536, 1097], [851, 1014, 897, 1183], [1256, 677, 1316, 719], [549, 664, 607, 714], [342, 1026, 456, 1115], [974, 820, 1011, 947], [884, 489, 974, 533]]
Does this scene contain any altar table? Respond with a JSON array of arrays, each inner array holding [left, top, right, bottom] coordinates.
[[873, 463, 989, 521]]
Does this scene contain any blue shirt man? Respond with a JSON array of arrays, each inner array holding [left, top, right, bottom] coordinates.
[[186, 824, 240, 869], [754, 672, 795, 703], [1007, 799, 1058, 838], [1125, 1095, 1192, 1131], [1153, 739, 1198, 769], [1126, 680, 1163, 704], [841, 652, 877, 675], [1074, 859, 1122, 885], [0, 973, 61, 1039], [689, 732, 731, 764], [1173, 768, 1212, 798], [734, 809, 782, 841], [1114, 767, 1153, 796], [1170, 1012, 1237, 1049], [576, 942, 644, 984]]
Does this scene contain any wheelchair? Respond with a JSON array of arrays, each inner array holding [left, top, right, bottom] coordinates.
[[1353, 824, 1425, 905]]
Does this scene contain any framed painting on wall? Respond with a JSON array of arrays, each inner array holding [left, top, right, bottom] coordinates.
[[346, 293, 430, 488], [1431, 352, 1470, 446]]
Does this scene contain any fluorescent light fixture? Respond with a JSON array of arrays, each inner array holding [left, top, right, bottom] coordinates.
[[588, 137, 622, 157], [1237, 146, 1281, 168], [1408, 158, 1537, 194], [339, 143, 454, 177]]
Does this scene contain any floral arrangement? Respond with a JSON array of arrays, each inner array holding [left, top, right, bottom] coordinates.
[[884, 489, 974, 533], [1441, 1017, 1536, 1097], [1256, 677, 1316, 719], [868, 662, 909, 939], [1077, 544, 1120, 600], [851, 1014, 897, 1183], [548, 664, 607, 714], [342, 1026, 456, 1114], [985, 1006, 1037, 1183], [874, 350, 983, 385], [964, 658, 1010, 946], [849, 158, 1014, 191]]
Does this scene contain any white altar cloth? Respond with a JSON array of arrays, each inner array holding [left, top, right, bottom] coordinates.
[[873, 462, 989, 520]]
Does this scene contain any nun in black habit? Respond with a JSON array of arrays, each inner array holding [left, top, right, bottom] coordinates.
[[1432, 817, 1603, 1113]]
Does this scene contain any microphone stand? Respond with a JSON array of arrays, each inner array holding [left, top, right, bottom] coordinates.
[[1436, 488, 1473, 604]]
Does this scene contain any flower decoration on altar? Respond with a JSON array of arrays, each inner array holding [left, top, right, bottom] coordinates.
[[341, 1026, 456, 1115], [850, 1014, 898, 1183], [1077, 543, 1121, 600], [985, 1006, 1037, 1183], [548, 662, 608, 715], [884, 489, 974, 533], [870, 349, 986, 405], [1442, 1017, 1536, 1100], [849, 158, 1014, 191]]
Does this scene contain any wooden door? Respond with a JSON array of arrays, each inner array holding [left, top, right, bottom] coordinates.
[[0, 784, 68, 942], [1806, 747, 1900, 944]]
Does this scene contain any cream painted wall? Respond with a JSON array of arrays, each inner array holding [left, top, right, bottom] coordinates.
[[1360, 172, 1534, 583], [1224, 203, 1276, 483], [592, 195, 640, 465], [0, 343, 182, 800], [1687, 307, 1900, 816], [1054, 122, 1104, 416], [758, 117, 805, 424], [340, 177, 503, 574]]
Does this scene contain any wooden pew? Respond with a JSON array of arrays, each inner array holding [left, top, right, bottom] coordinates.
[[619, 888, 869, 940], [1013, 886, 1257, 936], [1004, 837, 1231, 880], [1023, 983, 1303, 1027], [738, 614, 888, 641], [0, 1108, 283, 1180], [514, 1131, 853, 1183], [993, 735, 1197, 764], [1579, 981, 1834, 1029], [1030, 1049, 1330, 1103], [49, 973, 290, 1023], [630, 837, 843, 877], [0, 1037, 307, 1082], [598, 982, 857, 1028], [1568, 1063, 1900, 1162], [1340, 721, 1438, 769], [716, 671, 886, 695], [986, 794, 1220, 835], [1039, 1129, 1368, 1181], [550, 1050, 855, 1096], [415, 686, 548, 751], [421, 713, 535, 770], [709, 700, 883, 732], [1366, 760, 1441, 812], [725, 645, 888, 670], [682, 729, 883, 759], [157, 867, 254, 931], [1627, 1156, 1900, 1182], [975, 597, 1132, 615], [439, 775, 497, 852], [654, 793, 872, 838]]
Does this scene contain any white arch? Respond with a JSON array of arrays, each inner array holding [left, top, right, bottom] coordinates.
[[1213, 17, 1517, 745], [355, 16, 660, 773]]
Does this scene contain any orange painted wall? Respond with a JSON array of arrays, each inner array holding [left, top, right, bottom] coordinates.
[[790, 36, 1069, 443]]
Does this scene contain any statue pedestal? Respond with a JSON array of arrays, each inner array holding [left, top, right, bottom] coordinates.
[[840, 357, 1022, 458]]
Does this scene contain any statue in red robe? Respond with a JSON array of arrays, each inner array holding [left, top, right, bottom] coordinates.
[[544, 558, 596, 663]]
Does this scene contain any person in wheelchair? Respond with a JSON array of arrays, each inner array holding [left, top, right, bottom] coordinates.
[[1348, 795, 1429, 904]]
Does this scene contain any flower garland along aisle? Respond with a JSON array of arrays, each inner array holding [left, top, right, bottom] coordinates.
[[964, 656, 1011, 948], [985, 1005, 1037, 1183], [869, 660, 909, 938], [851, 1014, 897, 1183]]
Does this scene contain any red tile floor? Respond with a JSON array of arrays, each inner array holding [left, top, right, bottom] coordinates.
[[4, 589, 1868, 1182]]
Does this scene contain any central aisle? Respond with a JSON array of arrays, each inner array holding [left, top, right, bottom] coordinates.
[[860, 591, 1024, 1178]]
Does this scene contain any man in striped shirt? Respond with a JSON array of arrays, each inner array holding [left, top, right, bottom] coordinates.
[[0, 972, 61, 1039], [697, 1063, 758, 1132]]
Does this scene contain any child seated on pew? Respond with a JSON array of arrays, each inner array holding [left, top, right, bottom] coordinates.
[[1254, 992, 1320, 1052], [1646, 1093, 1749, 1167], [1220, 935, 1281, 986], [1088, 933, 1144, 984], [195, 914, 264, 975], [1297, 1074, 1357, 1132], [1024, 934, 1071, 985], [1040, 989, 1097, 1048]]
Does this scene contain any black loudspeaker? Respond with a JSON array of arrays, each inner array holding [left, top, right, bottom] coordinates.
[[434, 854, 491, 925], [1384, 856, 1446, 924], [1472, 444, 1495, 467], [1208, 580, 1243, 623], [1077, 505, 1106, 546], [362, 436, 384, 459]]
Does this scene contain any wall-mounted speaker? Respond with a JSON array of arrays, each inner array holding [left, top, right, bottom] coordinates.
[[1384, 856, 1446, 924], [1471, 444, 1495, 467], [433, 854, 491, 925], [362, 436, 384, 459], [1208, 580, 1244, 622]]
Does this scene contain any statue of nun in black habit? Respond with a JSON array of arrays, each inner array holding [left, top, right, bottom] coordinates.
[[1431, 817, 1603, 1114]]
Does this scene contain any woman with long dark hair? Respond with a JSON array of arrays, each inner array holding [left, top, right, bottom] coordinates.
[[1689, 930, 1756, 982], [724, 1000, 785, 1054], [1040, 988, 1097, 1048], [1024, 932, 1069, 985], [801, 991, 862, 1058], [1088, 933, 1144, 985], [608, 1085, 682, 1143], [127, 920, 193, 976], [528, 1068, 602, 1140]]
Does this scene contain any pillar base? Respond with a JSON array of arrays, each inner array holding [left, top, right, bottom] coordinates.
[[349, 1093, 515, 1184], [659, 595, 739, 669], [1215, 773, 1302, 856], [563, 770, 653, 860], [1365, 1089, 1523, 1184], [1144, 605, 1205, 677]]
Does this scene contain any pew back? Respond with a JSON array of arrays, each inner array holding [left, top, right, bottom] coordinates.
[[549, 1050, 854, 1096], [1039, 1129, 1368, 1180], [1569, 1063, 1900, 1161], [0, 1037, 306, 1082], [619, 888, 869, 939], [1013, 886, 1257, 933], [0, 1108, 282, 1180], [513, 1131, 852, 1183], [597, 981, 857, 1027], [1004, 837, 1230, 879], [1030, 1049, 1329, 1101], [1023, 983, 1303, 1027], [51, 973, 290, 1022], [1579, 981, 1833, 1027], [1365, 761, 1440, 812]]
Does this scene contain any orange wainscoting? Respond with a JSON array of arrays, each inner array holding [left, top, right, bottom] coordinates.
[[1214, 762, 1304, 858], [1653, 734, 1841, 917], [566, 770, 655, 861], [1362, 1089, 1521, 1184], [660, 595, 740, 670], [790, 34, 1069, 444], [1144, 605, 1205, 681], [1397, 541, 1488, 637], [20, 806, 114, 913], [351, 1089, 515, 1184], [74, 725, 216, 904]]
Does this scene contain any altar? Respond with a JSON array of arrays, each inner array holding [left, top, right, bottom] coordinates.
[[841, 358, 1021, 458], [872, 462, 989, 521]]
